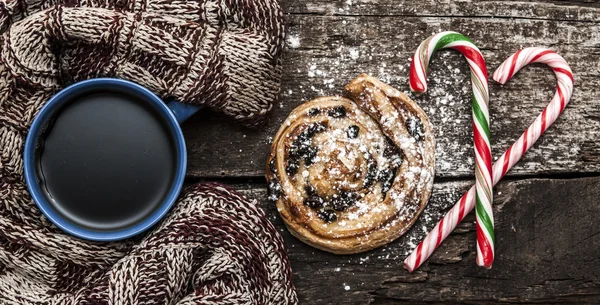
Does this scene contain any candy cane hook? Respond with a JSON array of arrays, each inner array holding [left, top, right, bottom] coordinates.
[[404, 47, 574, 272], [410, 31, 495, 268]]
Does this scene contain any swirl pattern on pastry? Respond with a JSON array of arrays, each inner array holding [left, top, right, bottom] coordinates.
[[266, 74, 435, 254]]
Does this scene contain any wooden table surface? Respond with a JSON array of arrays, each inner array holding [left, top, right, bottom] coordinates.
[[182, 1, 600, 303]]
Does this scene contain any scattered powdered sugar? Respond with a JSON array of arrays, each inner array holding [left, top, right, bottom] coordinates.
[[397, 182, 466, 256], [349, 48, 360, 60], [284, 20, 477, 180], [297, 45, 407, 102], [287, 35, 301, 49], [273, 27, 490, 260]]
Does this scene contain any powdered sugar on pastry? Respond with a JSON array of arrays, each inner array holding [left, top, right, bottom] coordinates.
[[266, 74, 435, 254]]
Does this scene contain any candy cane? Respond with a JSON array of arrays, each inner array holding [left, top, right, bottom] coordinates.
[[404, 48, 574, 272], [410, 31, 495, 268]]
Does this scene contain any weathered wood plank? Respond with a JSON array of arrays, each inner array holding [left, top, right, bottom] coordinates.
[[284, 0, 600, 19], [231, 176, 600, 304], [181, 1, 600, 303], [183, 3, 600, 178]]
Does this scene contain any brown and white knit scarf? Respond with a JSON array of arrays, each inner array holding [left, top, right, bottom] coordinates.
[[0, 183, 297, 304], [0, 0, 297, 304], [0, 0, 285, 127]]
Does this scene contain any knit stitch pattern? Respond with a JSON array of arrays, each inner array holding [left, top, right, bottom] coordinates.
[[0, 183, 297, 304], [0, 0, 285, 127], [0, 0, 296, 303]]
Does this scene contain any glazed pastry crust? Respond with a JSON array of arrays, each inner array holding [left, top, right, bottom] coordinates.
[[267, 74, 435, 254]]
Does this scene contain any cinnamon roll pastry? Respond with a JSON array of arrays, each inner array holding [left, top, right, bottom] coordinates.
[[266, 74, 435, 254]]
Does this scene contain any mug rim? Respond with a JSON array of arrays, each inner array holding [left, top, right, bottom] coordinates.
[[24, 78, 187, 241]]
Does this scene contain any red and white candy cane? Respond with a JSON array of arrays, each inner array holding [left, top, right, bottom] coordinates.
[[410, 31, 495, 268], [403, 47, 574, 272]]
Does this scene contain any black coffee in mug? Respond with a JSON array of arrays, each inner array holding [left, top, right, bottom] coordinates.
[[36, 90, 177, 231]]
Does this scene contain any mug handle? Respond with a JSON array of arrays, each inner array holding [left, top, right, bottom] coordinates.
[[167, 101, 203, 124]]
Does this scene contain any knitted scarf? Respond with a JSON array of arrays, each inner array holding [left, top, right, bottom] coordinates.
[[0, 183, 297, 304], [0, 0, 297, 304], [0, 0, 285, 127]]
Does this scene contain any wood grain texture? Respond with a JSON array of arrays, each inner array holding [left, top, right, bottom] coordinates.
[[232, 176, 600, 304], [182, 0, 600, 179], [179, 1, 600, 303], [284, 0, 600, 18]]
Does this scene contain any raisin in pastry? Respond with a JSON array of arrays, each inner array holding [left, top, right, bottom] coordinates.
[[266, 74, 435, 254]]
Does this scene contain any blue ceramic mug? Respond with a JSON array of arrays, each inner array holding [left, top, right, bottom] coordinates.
[[24, 78, 201, 241]]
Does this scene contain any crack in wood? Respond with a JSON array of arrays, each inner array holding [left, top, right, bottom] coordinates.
[[285, 12, 600, 24], [228, 176, 600, 303]]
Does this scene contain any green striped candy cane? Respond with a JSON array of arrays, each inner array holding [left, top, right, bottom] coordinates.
[[409, 31, 494, 268]]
